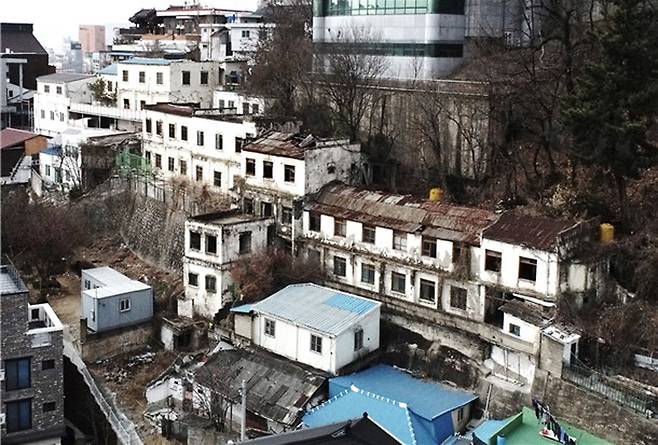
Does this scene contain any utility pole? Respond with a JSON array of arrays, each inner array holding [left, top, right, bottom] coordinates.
[[240, 379, 246, 441]]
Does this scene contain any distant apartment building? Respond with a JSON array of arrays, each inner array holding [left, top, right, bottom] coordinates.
[[79, 25, 106, 54], [0, 261, 65, 444]]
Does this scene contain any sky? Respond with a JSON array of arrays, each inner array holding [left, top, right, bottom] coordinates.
[[3, 0, 259, 51]]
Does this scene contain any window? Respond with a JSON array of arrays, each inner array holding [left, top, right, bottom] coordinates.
[[189, 231, 201, 250], [213, 171, 221, 187], [281, 207, 293, 225], [519, 257, 537, 282], [391, 272, 406, 294], [228, 100, 235, 109], [168, 157, 175, 172], [242, 103, 250, 115], [42, 359, 55, 370], [145, 151, 151, 163], [168, 124, 175, 138], [239, 232, 252, 254], [393, 231, 407, 251], [45, 165, 51, 176], [362, 225, 376, 244], [155, 120, 163, 135], [123, 98, 130, 109], [122, 70, 128, 81], [139, 71, 145, 83], [200, 70, 208, 84], [43, 402, 56, 412], [333, 256, 347, 277], [235, 137, 244, 152], [284, 165, 295, 183], [457, 407, 464, 422], [263, 161, 273, 179], [196, 130, 204, 146], [120, 298, 131, 311], [155, 154, 162, 169], [334, 219, 346, 237], [243, 198, 254, 214], [509, 323, 521, 337], [241, 30, 250, 38], [195, 166, 203, 182], [156, 72, 163, 84], [188, 272, 198, 287], [205, 275, 216, 293], [450, 286, 467, 310], [264, 318, 276, 337], [245, 158, 256, 176], [206, 235, 217, 254], [5, 399, 31, 433], [50, 110, 54, 120], [56, 86, 62, 94], [182, 70, 190, 85], [419, 279, 436, 303], [261, 202, 273, 217], [145, 118, 152, 133], [60, 114, 64, 122], [252, 103, 259, 114], [309, 212, 321, 232], [44, 85, 50, 93], [140, 99, 145, 108], [310, 334, 322, 354], [361, 263, 376, 285], [485, 250, 502, 272], [422, 237, 437, 257], [354, 329, 364, 351], [180, 160, 187, 176], [215, 133, 223, 150], [181, 125, 188, 141], [40, 109, 45, 119], [453, 243, 463, 263], [5, 357, 31, 390]]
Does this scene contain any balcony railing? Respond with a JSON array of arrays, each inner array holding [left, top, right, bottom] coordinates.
[[69, 102, 145, 122]]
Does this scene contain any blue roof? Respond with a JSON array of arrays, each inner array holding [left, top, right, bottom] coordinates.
[[230, 304, 253, 314], [42, 143, 61, 156], [330, 365, 478, 421], [98, 64, 117, 75], [472, 419, 510, 443], [120, 57, 174, 66], [304, 387, 435, 445], [241, 283, 380, 336]]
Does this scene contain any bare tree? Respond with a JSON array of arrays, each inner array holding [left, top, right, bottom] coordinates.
[[193, 384, 231, 432]]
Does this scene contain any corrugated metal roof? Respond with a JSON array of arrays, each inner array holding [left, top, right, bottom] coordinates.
[[309, 183, 497, 245], [242, 131, 308, 159], [483, 211, 577, 252], [330, 365, 477, 421], [98, 63, 117, 75], [0, 128, 43, 150], [247, 283, 380, 336], [82, 266, 150, 297], [37, 72, 94, 83], [120, 57, 174, 65]]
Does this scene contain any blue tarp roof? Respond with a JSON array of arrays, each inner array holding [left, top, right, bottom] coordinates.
[[330, 365, 478, 421], [233, 283, 380, 336], [304, 386, 435, 445], [98, 63, 117, 75], [42, 143, 61, 156]]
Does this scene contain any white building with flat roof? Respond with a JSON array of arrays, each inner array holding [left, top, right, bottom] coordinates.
[[34, 73, 95, 136]]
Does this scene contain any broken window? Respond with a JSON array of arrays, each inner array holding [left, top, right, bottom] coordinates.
[[391, 272, 406, 294], [354, 329, 364, 351], [450, 286, 467, 310], [246, 158, 256, 176], [509, 323, 521, 337], [419, 279, 436, 304], [263, 161, 273, 179], [518, 257, 537, 282], [485, 250, 502, 272], [206, 235, 217, 254], [422, 237, 437, 258], [281, 207, 293, 225], [361, 263, 376, 285], [239, 232, 252, 254], [309, 212, 321, 232], [243, 198, 254, 214], [334, 218, 346, 237], [205, 275, 216, 293], [393, 231, 407, 250], [252, 103, 259, 114], [264, 318, 276, 337], [188, 272, 198, 287], [362, 225, 376, 244], [189, 231, 201, 250], [333, 256, 347, 277], [284, 165, 295, 183], [310, 334, 322, 353], [182, 70, 190, 85]]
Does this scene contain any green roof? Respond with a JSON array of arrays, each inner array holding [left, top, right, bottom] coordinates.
[[475, 407, 613, 445]]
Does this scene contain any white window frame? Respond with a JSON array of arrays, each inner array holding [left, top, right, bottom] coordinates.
[[119, 298, 131, 312], [264, 318, 276, 337], [310, 334, 323, 354]]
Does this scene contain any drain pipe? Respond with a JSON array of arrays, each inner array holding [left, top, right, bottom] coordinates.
[[240, 379, 246, 441]]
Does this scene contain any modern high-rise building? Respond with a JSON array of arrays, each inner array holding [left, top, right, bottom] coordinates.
[[312, 0, 540, 80], [78, 24, 106, 54]]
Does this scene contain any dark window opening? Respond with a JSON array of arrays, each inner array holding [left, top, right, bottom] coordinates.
[[263, 161, 273, 179], [519, 257, 537, 282], [361, 263, 376, 284], [485, 250, 502, 272], [419, 279, 436, 303], [246, 158, 256, 176], [422, 237, 437, 257], [309, 212, 321, 232], [333, 256, 347, 277], [450, 286, 467, 310], [239, 232, 252, 254], [206, 235, 217, 254], [189, 231, 201, 250], [391, 272, 406, 294], [362, 225, 376, 244]]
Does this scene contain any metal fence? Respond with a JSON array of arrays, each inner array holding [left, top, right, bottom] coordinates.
[[563, 362, 657, 415]]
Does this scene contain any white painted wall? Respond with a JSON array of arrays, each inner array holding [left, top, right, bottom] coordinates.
[[34, 78, 94, 136], [243, 152, 306, 197]]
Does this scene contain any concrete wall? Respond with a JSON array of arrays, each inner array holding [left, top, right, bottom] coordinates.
[[80, 322, 153, 362]]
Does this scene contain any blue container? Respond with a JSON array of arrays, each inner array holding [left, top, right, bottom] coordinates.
[[497, 434, 507, 445]]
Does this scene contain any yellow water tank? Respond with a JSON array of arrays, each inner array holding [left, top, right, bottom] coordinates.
[[600, 223, 615, 244], [429, 187, 443, 202]]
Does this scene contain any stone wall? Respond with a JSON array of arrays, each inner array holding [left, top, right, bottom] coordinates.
[[80, 321, 154, 362]]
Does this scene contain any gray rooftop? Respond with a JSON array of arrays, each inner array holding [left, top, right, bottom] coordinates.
[[82, 266, 150, 299], [0, 264, 28, 296], [37, 72, 94, 84]]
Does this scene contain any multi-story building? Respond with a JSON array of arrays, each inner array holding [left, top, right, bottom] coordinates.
[[78, 25, 106, 55], [0, 261, 65, 444], [142, 102, 257, 193], [33, 73, 95, 136]]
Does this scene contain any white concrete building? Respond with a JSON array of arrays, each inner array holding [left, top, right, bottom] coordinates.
[[142, 103, 257, 193], [231, 283, 381, 375], [34, 73, 95, 136], [116, 58, 220, 110], [180, 209, 274, 319], [213, 89, 267, 115]]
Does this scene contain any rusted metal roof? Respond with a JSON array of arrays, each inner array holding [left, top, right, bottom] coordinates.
[[0, 128, 43, 150], [308, 183, 497, 245], [483, 211, 577, 252], [144, 103, 197, 116], [242, 131, 351, 160], [500, 300, 554, 327]]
